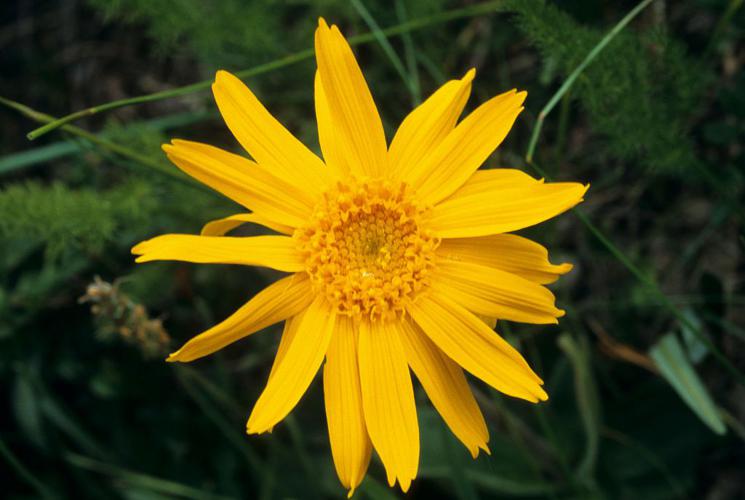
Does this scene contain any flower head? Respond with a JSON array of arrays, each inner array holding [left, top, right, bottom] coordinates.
[[133, 18, 587, 495]]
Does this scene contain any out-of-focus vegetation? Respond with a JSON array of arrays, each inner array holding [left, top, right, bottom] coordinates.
[[1, 0, 744, 498]]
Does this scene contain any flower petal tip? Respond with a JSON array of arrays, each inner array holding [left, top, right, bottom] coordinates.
[[399, 477, 412, 494], [558, 262, 574, 273], [318, 17, 329, 29], [463, 68, 476, 82], [471, 443, 491, 458], [214, 69, 231, 82]]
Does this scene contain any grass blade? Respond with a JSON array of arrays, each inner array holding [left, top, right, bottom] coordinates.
[[0, 436, 57, 499], [351, 0, 419, 105], [649, 333, 727, 435], [65, 453, 232, 500], [557, 333, 601, 484], [525, 0, 656, 162]]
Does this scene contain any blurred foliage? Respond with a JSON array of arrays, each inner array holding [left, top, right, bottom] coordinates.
[[84, 0, 446, 69], [506, 0, 712, 175], [0, 180, 153, 258], [2, 0, 745, 499]]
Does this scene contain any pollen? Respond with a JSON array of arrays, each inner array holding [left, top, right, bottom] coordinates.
[[295, 178, 438, 320]]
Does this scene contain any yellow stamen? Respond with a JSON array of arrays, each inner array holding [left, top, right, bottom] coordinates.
[[295, 178, 438, 320]]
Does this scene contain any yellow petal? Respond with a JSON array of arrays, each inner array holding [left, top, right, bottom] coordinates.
[[315, 19, 387, 178], [407, 293, 547, 402], [247, 298, 336, 433], [268, 313, 302, 382], [433, 259, 564, 324], [263, 315, 303, 435], [324, 317, 372, 497], [212, 70, 331, 195], [201, 213, 293, 236], [131, 234, 304, 272], [405, 89, 527, 205], [438, 233, 572, 284], [168, 274, 312, 363], [163, 140, 313, 228], [358, 320, 419, 492], [315, 71, 347, 178], [441, 168, 543, 198], [430, 181, 589, 238], [476, 315, 498, 329], [389, 70, 474, 179], [399, 318, 489, 458]]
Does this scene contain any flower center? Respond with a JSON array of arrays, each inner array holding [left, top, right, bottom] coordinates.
[[295, 178, 438, 320]]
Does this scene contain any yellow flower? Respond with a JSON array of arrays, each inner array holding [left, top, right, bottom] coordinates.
[[132, 18, 587, 496]]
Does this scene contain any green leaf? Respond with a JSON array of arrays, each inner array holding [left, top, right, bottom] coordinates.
[[11, 371, 47, 449], [649, 333, 726, 435], [65, 453, 232, 500], [557, 333, 601, 484]]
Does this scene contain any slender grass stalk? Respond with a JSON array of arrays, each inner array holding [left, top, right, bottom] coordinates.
[[0, 437, 57, 499], [600, 428, 686, 499], [0, 110, 212, 175], [520, 0, 745, 388], [526, 340, 575, 484], [0, 96, 214, 195], [174, 367, 265, 475], [533, 159, 745, 387], [525, 0, 656, 163], [27, 1, 505, 141], [285, 415, 322, 500], [558, 334, 600, 484], [487, 391, 555, 496], [440, 426, 480, 500], [351, 0, 417, 105], [395, 0, 423, 105], [65, 452, 232, 500], [416, 51, 448, 85], [573, 204, 745, 387]]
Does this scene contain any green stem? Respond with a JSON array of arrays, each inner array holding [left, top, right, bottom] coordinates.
[[284, 415, 321, 500], [557, 334, 600, 485], [396, 0, 423, 106], [600, 428, 686, 499], [520, 0, 745, 387], [27, 1, 505, 141], [0, 96, 213, 194], [65, 452, 231, 500], [173, 367, 265, 475], [525, 0, 656, 163], [530, 160, 745, 387], [0, 436, 57, 499], [351, 0, 417, 105], [575, 206, 745, 386]]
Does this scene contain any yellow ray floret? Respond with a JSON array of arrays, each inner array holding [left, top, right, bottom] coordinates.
[[131, 16, 587, 496]]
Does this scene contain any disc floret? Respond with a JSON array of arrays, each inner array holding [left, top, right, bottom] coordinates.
[[295, 178, 438, 320]]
